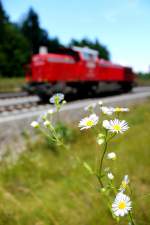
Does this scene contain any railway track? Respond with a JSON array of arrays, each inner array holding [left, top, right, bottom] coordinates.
[[0, 91, 29, 99], [0, 94, 40, 115], [0, 86, 150, 123], [0, 91, 40, 115]]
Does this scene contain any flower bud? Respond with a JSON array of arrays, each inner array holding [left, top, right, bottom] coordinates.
[[107, 152, 116, 160], [107, 172, 114, 180], [43, 120, 51, 128], [47, 109, 54, 115], [30, 121, 39, 128], [97, 138, 104, 145], [101, 188, 106, 193], [62, 100, 67, 105]]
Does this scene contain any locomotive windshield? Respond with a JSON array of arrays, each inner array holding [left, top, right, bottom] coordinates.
[[72, 46, 98, 61], [82, 52, 97, 61]]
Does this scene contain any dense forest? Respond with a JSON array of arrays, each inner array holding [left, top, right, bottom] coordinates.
[[0, 0, 110, 77]]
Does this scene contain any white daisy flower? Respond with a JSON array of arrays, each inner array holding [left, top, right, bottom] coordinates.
[[107, 152, 116, 160], [50, 93, 64, 104], [101, 106, 114, 115], [107, 172, 114, 180], [84, 103, 96, 111], [103, 119, 129, 134], [30, 121, 39, 128], [119, 175, 129, 192], [79, 114, 99, 130], [112, 192, 132, 217], [113, 107, 129, 112]]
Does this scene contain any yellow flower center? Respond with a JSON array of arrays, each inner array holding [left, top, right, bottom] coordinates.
[[115, 107, 121, 112], [113, 124, 121, 131], [86, 120, 94, 126], [118, 201, 126, 209]]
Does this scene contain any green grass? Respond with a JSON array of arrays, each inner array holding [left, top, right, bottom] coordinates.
[[0, 75, 149, 93], [0, 77, 25, 92], [135, 75, 150, 86], [0, 101, 150, 225]]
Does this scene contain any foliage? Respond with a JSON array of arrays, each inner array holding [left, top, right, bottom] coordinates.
[[135, 72, 150, 86], [0, 1, 29, 77], [0, 23, 30, 77], [0, 0, 8, 43], [137, 72, 150, 79]]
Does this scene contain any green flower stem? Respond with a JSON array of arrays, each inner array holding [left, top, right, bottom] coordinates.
[[39, 127, 55, 142], [39, 125, 63, 147], [50, 125, 60, 142], [107, 133, 116, 142], [129, 211, 136, 225], [116, 111, 120, 119], [108, 180, 117, 196], [97, 131, 116, 188], [98, 130, 108, 187], [50, 125, 68, 149], [102, 192, 113, 215]]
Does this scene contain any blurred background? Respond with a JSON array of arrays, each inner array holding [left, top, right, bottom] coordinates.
[[0, 0, 150, 92], [0, 1, 150, 225]]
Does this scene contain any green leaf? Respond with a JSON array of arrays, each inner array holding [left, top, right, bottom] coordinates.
[[83, 162, 93, 175]]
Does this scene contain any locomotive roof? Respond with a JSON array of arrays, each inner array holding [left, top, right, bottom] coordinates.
[[72, 46, 98, 56]]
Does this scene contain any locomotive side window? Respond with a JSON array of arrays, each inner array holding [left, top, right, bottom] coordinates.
[[82, 52, 97, 61], [47, 57, 75, 64]]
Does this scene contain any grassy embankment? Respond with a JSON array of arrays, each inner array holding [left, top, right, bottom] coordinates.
[[135, 73, 150, 86], [0, 73, 150, 93], [0, 77, 25, 92], [0, 101, 150, 225]]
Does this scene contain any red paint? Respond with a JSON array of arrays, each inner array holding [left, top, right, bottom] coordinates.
[[26, 47, 134, 83]]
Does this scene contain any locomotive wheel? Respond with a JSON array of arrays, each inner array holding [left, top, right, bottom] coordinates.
[[121, 83, 133, 93]]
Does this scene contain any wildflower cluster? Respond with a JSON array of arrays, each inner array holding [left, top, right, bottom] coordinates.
[[31, 94, 136, 224], [31, 93, 66, 146], [79, 103, 136, 224]]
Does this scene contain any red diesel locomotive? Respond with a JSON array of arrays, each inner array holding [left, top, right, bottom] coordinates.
[[25, 46, 135, 100]]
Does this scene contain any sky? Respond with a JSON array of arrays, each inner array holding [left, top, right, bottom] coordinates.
[[2, 0, 150, 72]]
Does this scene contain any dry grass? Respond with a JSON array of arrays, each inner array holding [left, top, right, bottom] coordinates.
[[0, 77, 25, 92]]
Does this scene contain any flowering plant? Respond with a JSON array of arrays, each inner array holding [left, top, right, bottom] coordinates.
[[31, 94, 136, 225], [79, 103, 136, 225], [31, 93, 67, 147]]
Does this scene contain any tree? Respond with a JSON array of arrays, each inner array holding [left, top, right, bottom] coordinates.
[[0, 0, 8, 26], [47, 37, 64, 52], [20, 8, 49, 54], [69, 38, 110, 60], [0, 0, 9, 43], [0, 23, 29, 77]]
